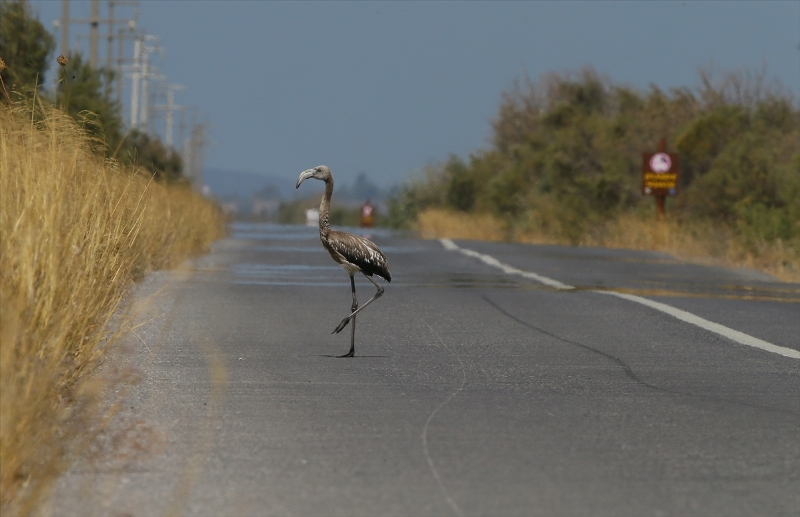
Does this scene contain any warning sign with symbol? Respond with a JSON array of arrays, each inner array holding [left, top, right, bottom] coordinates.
[[642, 151, 679, 196]]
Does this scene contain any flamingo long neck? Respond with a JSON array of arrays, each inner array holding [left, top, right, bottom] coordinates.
[[319, 176, 333, 239]]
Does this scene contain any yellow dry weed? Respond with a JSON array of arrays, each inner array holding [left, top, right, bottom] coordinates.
[[0, 102, 225, 514]]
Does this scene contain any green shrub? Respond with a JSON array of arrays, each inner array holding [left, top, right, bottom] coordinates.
[[388, 67, 799, 254]]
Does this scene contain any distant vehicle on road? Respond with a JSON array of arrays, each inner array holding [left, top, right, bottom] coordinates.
[[305, 208, 319, 226]]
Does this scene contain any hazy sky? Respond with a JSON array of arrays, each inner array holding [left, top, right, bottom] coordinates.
[[31, 1, 800, 188]]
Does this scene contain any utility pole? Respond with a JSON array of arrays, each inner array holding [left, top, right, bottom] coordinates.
[[106, 0, 114, 74], [184, 135, 192, 182], [155, 84, 185, 148], [145, 70, 168, 136], [104, 0, 117, 98], [130, 37, 141, 128], [183, 109, 196, 182], [107, 1, 139, 99], [139, 38, 163, 133], [183, 109, 208, 189], [140, 41, 149, 129], [60, 0, 70, 57], [116, 14, 140, 102], [165, 85, 181, 148], [89, 0, 99, 68], [69, 0, 101, 66], [190, 121, 207, 190], [55, 0, 138, 109], [58, 0, 138, 77], [128, 34, 159, 131], [177, 105, 188, 155]]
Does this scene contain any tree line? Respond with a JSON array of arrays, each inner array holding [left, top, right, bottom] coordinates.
[[387, 67, 799, 254]]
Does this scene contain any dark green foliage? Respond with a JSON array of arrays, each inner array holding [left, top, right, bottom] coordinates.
[[675, 105, 750, 186], [443, 156, 476, 212], [53, 53, 185, 181], [0, 0, 55, 98], [328, 205, 362, 227], [118, 131, 184, 182], [385, 165, 447, 229], [53, 55, 184, 180], [55, 53, 124, 152], [388, 67, 800, 250]]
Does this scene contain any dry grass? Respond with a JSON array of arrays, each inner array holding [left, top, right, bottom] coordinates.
[[415, 209, 508, 242], [414, 208, 800, 282], [580, 213, 800, 282], [0, 101, 225, 515]]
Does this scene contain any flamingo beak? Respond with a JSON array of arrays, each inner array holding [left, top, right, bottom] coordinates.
[[296, 169, 315, 189]]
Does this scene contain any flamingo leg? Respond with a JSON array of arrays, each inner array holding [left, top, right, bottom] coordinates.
[[338, 275, 357, 358], [333, 274, 383, 335]]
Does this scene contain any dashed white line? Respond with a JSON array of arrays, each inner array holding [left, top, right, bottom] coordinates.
[[439, 238, 800, 360], [439, 238, 574, 290]]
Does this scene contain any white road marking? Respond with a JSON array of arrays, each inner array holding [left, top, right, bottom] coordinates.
[[439, 238, 800, 360], [595, 291, 800, 359], [439, 238, 574, 290]]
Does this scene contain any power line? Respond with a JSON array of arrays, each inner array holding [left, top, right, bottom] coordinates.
[[51, 1, 207, 186]]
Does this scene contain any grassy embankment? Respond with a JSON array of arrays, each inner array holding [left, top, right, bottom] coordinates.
[[390, 68, 800, 281], [0, 102, 226, 514]]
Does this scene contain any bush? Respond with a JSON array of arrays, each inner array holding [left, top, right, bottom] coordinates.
[[388, 67, 800, 254]]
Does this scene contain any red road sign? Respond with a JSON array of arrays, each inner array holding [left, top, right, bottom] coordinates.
[[642, 151, 679, 196]]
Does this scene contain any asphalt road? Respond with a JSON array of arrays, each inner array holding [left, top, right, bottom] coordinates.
[[52, 223, 800, 517]]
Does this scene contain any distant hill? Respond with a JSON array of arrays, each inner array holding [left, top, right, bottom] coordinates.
[[203, 168, 391, 204], [203, 169, 295, 200]]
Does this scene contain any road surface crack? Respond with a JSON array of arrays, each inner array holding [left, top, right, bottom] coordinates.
[[481, 295, 799, 418], [419, 315, 466, 517]]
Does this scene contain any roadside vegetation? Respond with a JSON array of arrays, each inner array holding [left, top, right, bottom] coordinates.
[[276, 197, 389, 228], [0, 98, 225, 517], [0, 97, 225, 517], [1, 2, 225, 513], [277, 198, 362, 227], [388, 68, 800, 281], [0, 0, 184, 180]]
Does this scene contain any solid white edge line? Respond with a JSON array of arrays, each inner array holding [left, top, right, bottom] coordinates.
[[438, 238, 575, 290], [439, 238, 799, 360], [595, 291, 800, 360]]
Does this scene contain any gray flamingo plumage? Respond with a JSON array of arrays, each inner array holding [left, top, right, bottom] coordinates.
[[296, 165, 391, 357]]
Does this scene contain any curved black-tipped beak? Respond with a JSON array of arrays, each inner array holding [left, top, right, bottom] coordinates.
[[296, 169, 315, 189]]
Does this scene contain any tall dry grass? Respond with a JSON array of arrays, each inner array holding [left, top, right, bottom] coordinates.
[[415, 209, 508, 242], [0, 101, 225, 514], [415, 208, 800, 282], [579, 213, 800, 282]]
